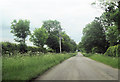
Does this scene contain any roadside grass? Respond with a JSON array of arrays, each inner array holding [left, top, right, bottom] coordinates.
[[2, 53, 76, 80], [82, 52, 119, 69]]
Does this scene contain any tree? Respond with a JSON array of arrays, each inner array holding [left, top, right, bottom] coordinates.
[[106, 26, 120, 46], [11, 19, 30, 44], [69, 39, 77, 52], [92, 0, 120, 45], [81, 20, 107, 53], [42, 20, 62, 52], [61, 32, 71, 52], [42, 20, 62, 34], [78, 42, 84, 52], [46, 34, 59, 52], [61, 32, 77, 52], [30, 27, 48, 48], [42, 20, 77, 52]]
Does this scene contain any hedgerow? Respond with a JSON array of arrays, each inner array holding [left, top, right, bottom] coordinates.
[[1, 42, 47, 56], [104, 44, 120, 57]]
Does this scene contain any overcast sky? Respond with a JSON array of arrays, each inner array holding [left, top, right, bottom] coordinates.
[[1, 0, 103, 45]]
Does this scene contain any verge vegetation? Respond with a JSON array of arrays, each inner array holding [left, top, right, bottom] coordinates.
[[82, 52, 120, 69], [3, 53, 76, 80]]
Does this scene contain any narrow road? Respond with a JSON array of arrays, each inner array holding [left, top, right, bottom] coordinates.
[[35, 52, 118, 80]]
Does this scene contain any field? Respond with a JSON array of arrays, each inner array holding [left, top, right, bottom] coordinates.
[[2, 52, 76, 80], [82, 53, 120, 69]]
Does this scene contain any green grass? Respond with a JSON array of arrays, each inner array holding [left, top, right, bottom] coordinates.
[[82, 53, 119, 69], [2, 53, 76, 80]]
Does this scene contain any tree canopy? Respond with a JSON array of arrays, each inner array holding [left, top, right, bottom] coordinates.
[[11, 19, 30, 44], [30, 27, 48, 48], [81, 20, 107, 53], [79, 0, 120, 53], [42, 20, 77, 53]]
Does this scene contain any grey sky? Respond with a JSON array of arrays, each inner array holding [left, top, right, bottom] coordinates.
[[1, 0, 103, 45]]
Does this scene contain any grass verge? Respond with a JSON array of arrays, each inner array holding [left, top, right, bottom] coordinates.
[[82, 52, 120, 69], [3, 53, 76, 80]]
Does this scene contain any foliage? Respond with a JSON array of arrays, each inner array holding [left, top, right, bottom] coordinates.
[[104, 44, 120, 57], [18, 43, 28, 53], [92, 0, 120, 45], [92, 47, 99, 53], [42, 20, 62, 52], [1, 42, 47, 56], [30, 27, 48, 48], [1, 42, 18, 56], [46, 34, 60, 52], [77, 42, 85, 52], [61, 32, 77, 52], [2, 53, 76, 80], [106, 26, 120, 46], [42, 20, 77, 53], [82, 52, 93, 57], [11, 19, 30, 44], [42, 20, 62, 33], [80, 0, 120, 57], [81, 20, 107, 53]]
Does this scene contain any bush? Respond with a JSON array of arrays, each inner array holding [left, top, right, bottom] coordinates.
[[82, 52, 93, 57], [1, 42, 47, 56], [47, 48, 55, 53], [92, 47, 99, 53], [1, 42, 18, 56], [18, 43, 27, 53], [104, 44, 120, 57]]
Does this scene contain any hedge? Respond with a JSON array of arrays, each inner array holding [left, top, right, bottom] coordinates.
[[0, 42, 47, 56], [104, 44, 120, 57]]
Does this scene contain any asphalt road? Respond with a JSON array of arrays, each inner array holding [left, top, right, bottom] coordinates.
[[35, 52, 118, 80]]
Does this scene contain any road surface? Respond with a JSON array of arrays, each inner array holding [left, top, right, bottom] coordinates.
[[35, 52, 118, 80]]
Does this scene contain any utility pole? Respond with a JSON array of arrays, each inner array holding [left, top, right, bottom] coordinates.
[[59, 29, 62, 53], [59, 35, 62, 53]]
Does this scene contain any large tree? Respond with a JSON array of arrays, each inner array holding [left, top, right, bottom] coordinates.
[[81, 19, 107, 53], [30, 27, 48, 48], [92, 0, 120, 45], [61, 32, 77, 52], [42, 20, 62, 52], [46, 34, 59, 52], [106, 26, 120, 46], [42, 20, 77, 52], [11, 19, 30, 44], [42, 20, 62, 34]]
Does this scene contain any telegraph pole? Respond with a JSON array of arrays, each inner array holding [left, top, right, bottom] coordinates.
[[59, 29, 62, 53], [59, 36, 61, 53]]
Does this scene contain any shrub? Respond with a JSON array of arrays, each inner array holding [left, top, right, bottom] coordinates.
[[104, 44, 120, 57], [1, 42, 47, 56], [82, 52, 93, 57], [18, 43, 27, 53], [92, 47, 99, 53], [1, 42, 18, 56]]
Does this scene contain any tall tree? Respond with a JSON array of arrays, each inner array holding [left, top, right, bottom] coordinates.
[[61, 32, 77, 52], [92, 0, 120, 45], [42, 20, 62, 34], [81, 20, 107, 53], [42, 20, 62, 52], [11, 19, 30, 44], [30, 27, 48, 48], [106, 26, 120, 46], [46, 34, 59, 52]]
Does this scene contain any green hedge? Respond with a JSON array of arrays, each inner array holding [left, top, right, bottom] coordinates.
[[1, 42, 18, 55], [104, 44, 120, 57], [1, 42, 47, 56]]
